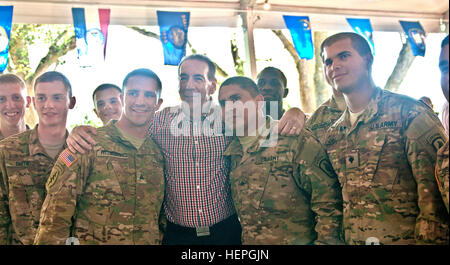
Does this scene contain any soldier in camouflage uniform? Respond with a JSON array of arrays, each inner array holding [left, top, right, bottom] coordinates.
[[436, 35, 449, 213], [0, 74, 30, 140], [0, 71, 76, 244], [220, 76, 343, 245], [256, 67, 288, 120], [256, 67, 304, 135], [437, 139, 449, 213], [321, 32, 448, 244], [92, 83, 123, 126], [34, 69, 165, 245], [306, 88, 346, 144]]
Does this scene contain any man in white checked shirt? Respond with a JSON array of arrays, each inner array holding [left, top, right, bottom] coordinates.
[[66, 54, 306, 245]]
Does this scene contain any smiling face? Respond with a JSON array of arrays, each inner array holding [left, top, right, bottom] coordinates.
[[94, 87, 123, 124], [257, 69, 286, 103], [33, 80, 75, 127], [121, 75, 162, 128], [0, 82, 30, 128], [219, 83, 263, 135], [178, 59, 216, 113], [322, 38, 371, 95]]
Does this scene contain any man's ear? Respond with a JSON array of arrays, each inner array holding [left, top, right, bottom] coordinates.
[[208, 78, 217, 96], [365, 54, 373, 71], [93, 109, 100, 119], [69, 97, 76, 109], [26, 96, 31, 108], [155, 98, 163, 111], [256, 94, 265, 111], [283, 88, 289, 98]]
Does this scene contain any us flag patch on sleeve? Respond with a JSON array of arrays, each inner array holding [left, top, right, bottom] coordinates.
[[59, 148, 77, 168]]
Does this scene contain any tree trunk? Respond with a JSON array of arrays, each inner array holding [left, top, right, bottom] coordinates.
[[296, 59, 316, 113], [313, 31, 330, 106], [272, 29, 316, 113], [384, 40, 415, 92]]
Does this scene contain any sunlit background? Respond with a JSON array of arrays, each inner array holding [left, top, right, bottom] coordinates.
[[29, 25, 447, 129]]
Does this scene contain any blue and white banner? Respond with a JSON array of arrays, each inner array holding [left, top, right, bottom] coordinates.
[[0, 5, 13, 73], [157, 11, 190, 66], [399, 21, 426, 57], [72, 8, 89, 67], [346, 18, 375, 55], [72, 7, 110, 67], [283, 15, 314, 60]]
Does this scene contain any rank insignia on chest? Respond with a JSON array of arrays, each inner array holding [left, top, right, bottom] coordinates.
[[338, 126, 347, 133], [345, 150, 359, 169]]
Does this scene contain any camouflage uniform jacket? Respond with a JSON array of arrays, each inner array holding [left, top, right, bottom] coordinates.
[[324, 87, 449, 245], [0, 125, 67, 245], [34, 121, 165, 245], [224, 117, 343, 245], [435, 140, 449, 213], [306, 94, 345, 144], [0, 125, 31, 141]]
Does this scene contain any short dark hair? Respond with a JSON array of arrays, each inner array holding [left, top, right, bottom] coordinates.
[[92, 83, 121, 102], [122, 68, 162, 97], [320, 32, 373, 63], [256, 67, 287, 88], [179, 54, 216, 81], [220, 76, 260, 97], [0, 73, 26, 89], [419, 96, 432, 101], [34, 71, 72, 98], [442, 35, 449, 48]]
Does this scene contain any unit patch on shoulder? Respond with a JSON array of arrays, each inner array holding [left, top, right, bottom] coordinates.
[[59, 148, 78, 168]]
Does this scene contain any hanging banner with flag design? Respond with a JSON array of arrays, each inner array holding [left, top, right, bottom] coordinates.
[[157, 11, 190, 66], [346, 18, 375, 55], [399, 20, 426, 57], [283, 15, 314, 60], [72, 7, 110, 67], [0, 5, 13, 73]]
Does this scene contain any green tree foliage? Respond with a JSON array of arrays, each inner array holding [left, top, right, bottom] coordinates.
[[7, 24, 76, 126], [70, 114, 102, 130]]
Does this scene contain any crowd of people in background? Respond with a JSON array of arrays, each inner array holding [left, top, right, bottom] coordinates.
[[0, 32, 448, 245]]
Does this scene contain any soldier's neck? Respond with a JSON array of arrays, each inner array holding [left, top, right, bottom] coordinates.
[[0, 120, 27, 138], [244, 113, 266, 137], [37, 123, 67, 146], [115, 117, 149, 139], [344, 81, 376, 113]]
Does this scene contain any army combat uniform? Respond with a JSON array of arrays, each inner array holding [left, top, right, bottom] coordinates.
[[34, 121, 165, 245], [0, 125, 66, 245], [325, 87, 449, 245], [306, 94, 346, 144], [435, 140, 449, 213], [0, 125, 30, 141], [224, 117, 343, 245]]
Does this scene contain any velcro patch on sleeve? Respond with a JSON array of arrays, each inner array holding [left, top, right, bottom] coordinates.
[[59, 148, 78, 168]]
